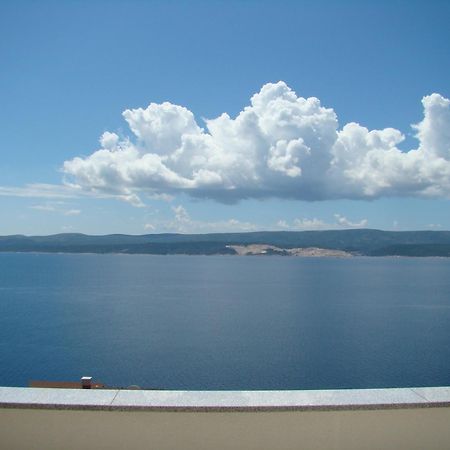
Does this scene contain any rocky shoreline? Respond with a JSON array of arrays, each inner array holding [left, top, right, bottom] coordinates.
[[227, 244, 353, 257]]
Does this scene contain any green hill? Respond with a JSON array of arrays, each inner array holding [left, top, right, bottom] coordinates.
[[1, 229, 450, 256]]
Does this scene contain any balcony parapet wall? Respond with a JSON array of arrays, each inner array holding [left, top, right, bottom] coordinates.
[[1, 386, 450, 411], [1, 387, 450, 450]]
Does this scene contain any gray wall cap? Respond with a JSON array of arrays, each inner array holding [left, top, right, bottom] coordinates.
[[1, 386, 450, 412]]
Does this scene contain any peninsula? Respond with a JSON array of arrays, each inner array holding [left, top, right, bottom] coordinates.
[[1, 229, 450, 257]]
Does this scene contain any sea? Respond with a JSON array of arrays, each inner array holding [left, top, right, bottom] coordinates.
[[1, 253, 449, 390]]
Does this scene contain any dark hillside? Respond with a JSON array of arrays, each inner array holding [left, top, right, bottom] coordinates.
[[1, 230, 450, 256]]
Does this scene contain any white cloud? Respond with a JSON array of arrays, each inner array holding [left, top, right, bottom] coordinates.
[[152, 205, 258, 233], [29, 201, 81, 216], [142, 208, 367, 233], [147, 192, 174, 202], [100, 131, 120, 149], [293, 218, 329, 230], [276, 219, 290, 229], [30, 204, 57, 212], [278, 214, 368, 231], [0, 182, 148, 207], [1, 184, 79, 199], [64, 209, 81, 216], [62, 82, 450, 203], [118, 193, 146, 208], [334, 214, 368, 228], [172, 204, 190, 224]]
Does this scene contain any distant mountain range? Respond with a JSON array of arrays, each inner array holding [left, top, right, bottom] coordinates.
[[1, 230, 450, 256]]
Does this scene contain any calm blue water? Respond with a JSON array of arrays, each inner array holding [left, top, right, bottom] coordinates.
[[0, 253, 449, 390]]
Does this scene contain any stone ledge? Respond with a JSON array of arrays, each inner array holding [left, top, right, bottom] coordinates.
[[1, 386, 450, 412]]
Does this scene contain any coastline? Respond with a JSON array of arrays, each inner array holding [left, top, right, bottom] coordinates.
[[2, 229, 450, 257], [0, 250, 449, 259]]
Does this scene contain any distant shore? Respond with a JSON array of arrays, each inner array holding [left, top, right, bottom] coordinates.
[[1, 250, 449, 259], [1, 229, 450, 257]]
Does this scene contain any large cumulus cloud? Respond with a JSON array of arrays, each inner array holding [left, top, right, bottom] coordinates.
[[63, 82, 450, 203]]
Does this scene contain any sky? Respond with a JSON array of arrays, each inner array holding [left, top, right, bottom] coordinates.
[[1, 0, 449, 235]]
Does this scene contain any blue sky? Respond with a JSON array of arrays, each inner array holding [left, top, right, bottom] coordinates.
[[1, 0, 449, 235]]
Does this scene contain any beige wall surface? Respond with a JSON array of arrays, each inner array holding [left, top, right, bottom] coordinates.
[[1, 407, 450, 450]]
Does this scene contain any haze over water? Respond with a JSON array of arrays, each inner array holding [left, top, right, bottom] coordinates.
[[1, 253, 449, 390]]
